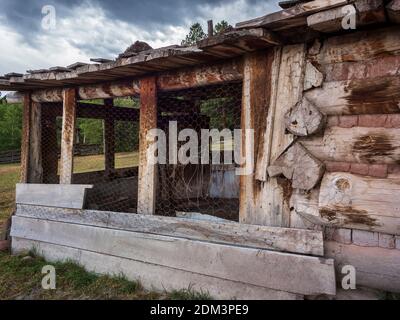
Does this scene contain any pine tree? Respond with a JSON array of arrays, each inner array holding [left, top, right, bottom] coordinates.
[[214, 20, 232, 34], [181, 23, 206, 46]]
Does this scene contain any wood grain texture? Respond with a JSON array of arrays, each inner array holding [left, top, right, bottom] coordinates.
[[15, 204, 324, 256], [301, 126, 400, 164], [325, 241, 400, 292], [20, 93, 31, 183], [12, 238, 302, 300], [137, 77, 158, 215], [11, 216, 336, 295], [59, 88, 77, 184], [305, 76, 400, 115], [387, 0, 400, 24], [28, 102, 43, 183], [284, 97, 325, 136], [318, 172, 400, 234]]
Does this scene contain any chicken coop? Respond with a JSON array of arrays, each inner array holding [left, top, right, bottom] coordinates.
[[1, 0, 400, 299]]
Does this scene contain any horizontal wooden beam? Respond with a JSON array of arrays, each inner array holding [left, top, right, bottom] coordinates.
[[11, 215, 336, 295], [15, 204, 324, 256], [12, 59, 243, 103]]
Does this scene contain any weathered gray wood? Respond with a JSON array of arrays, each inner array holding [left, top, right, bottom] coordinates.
[[137, 77, 158, 215], [268, 142, 325, 190], [304, 61, 324, 91], [11, 216, 336, 295], [314, 26, 400, 65], [284, 97, 325, 136], [15, 204, 324, 256], [28, 102, 43, 183], [301, 126, 400, 165], [325, 241, 400, 292], [260, 44, 307, 227], [305, 76, 400, 115], [175, 211, 231, 223], [16, 184, 93, 209], [236, 0, 349, 29], [303, 172, 400, 235], [20, 93, 31, 183], [12, 238, 302, 300], [59, 88, 76, 184], [387, 0, 400, 23]]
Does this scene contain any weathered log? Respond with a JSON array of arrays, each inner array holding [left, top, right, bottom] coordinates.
[[268, 142, 325, 190], [305, 76, 400, 115], [303, 61, 324, 90], [14, 59, 243, 103], [314, 26, 400, 65], [387, 0, 400, 23], [59, 88, 76, 184], [284, 97, 325, 136], [28, 102, 43, 183], [317, 172, 400, 234], [137, 77, 158, 215], [301, 126, 400, 165], [78, 80, 140, 100], [307, 0, 386, 33], [157, 59, 243, 91]]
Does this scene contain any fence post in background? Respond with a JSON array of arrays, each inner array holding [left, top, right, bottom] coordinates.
[[137, 76, 158, 215], [59, 88, 77, 184], [104, 98, 115, 177]]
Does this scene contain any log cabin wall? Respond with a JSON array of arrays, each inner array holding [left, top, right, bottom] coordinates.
[[281, 25, 400, 292]]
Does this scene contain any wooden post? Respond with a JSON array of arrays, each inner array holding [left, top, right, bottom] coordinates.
[[28, 102, 43, 183], [208, 20, 214, 37], [240, 45, 306, 227], [104, 99, 115, 176], [20, 94, 43, 183], [59, 88, 77, 184], [20, 93, 31, 183], [137, 77, 158, 215]]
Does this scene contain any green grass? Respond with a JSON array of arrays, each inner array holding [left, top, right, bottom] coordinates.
[[0, 251, 211, 300], [0, 152, 139, 224]]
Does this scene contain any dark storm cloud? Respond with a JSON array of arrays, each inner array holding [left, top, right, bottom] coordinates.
[[1, 0, 278, 37]]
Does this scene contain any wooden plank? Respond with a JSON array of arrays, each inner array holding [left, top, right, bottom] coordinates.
[[59, 88, 77, 184], [137, 77, 158, 215], [301, 126, 400, 165], [325, 241, 400, 292], [263, 44, 306, 227], [20, 93, 31, 183], [16, 204, 324, 256], [307, 0, 386, 33], [28, 102, 43, 183], [12, 238, 302, 300], [103, 99, 115, 176], [11, 216, 336, 295], [305, 76, 400, 115], [236, 0, 349, 29], [387, 0, 400, 24], [239, 49, 277, 225], [16, 184, 93, 209], [318, 172, 400, 234]]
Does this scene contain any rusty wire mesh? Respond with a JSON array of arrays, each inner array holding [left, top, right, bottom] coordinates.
[[39, 82, 242, 221], [155, 82, 242, 221]]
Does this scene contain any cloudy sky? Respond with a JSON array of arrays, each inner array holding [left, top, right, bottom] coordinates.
[[0, 0, 279, 79]]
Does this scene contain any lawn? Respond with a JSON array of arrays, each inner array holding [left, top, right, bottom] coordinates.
[[0, 250, 211, 300], [0, 152, 139, 224]]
